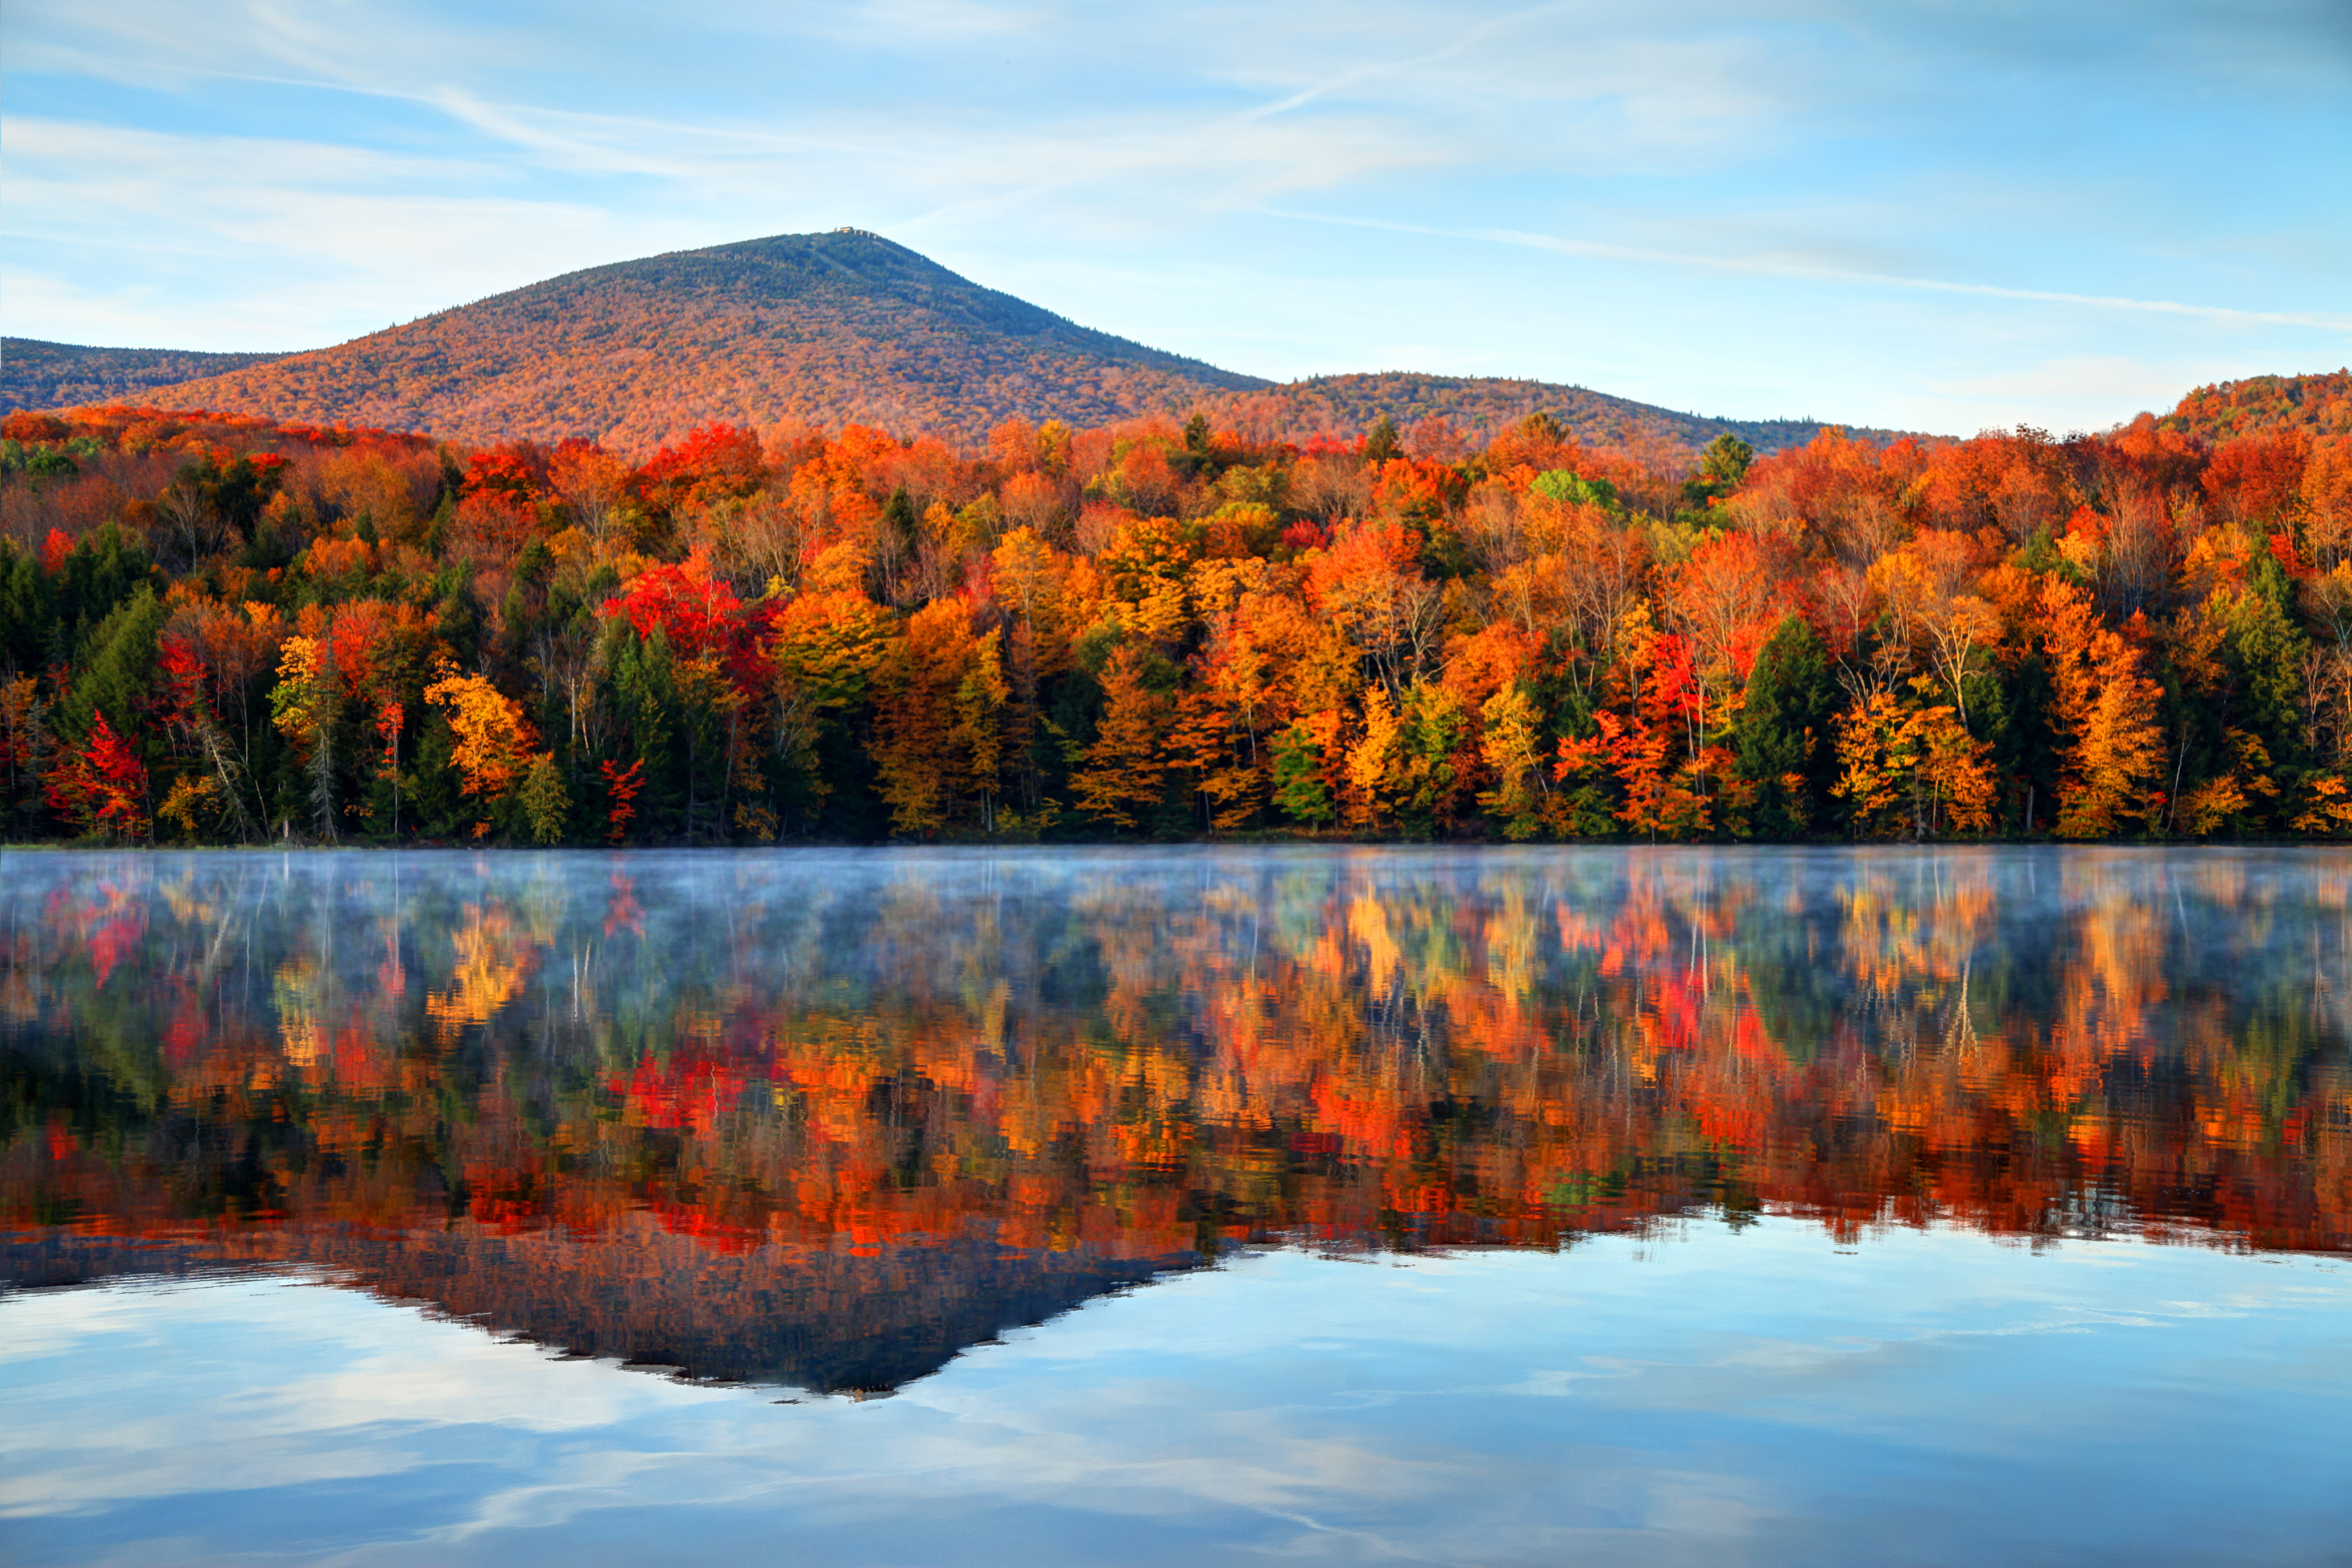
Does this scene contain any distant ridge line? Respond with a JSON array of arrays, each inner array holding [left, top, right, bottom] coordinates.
[[7, 229, 1911, 452]]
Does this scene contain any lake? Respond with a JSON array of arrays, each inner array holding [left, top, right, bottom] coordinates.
[[2, 845, 2347, 1566]]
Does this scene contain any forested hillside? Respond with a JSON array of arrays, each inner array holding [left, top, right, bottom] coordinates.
[[18, 232, 1878, 455], [1220, 372, 1900, 455], [3, 397, 2347, 845], [1, 340, 291, 416], [85, 232, 1270, 449], [2158, 370, 2351, 443]]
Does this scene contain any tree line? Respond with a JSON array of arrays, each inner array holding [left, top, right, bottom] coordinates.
[[2, 395, 2348, 844]]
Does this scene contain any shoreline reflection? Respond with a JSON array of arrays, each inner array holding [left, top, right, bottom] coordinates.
[[5, 847, 2346, 1390]]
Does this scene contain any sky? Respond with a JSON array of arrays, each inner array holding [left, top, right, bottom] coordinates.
[[2, 0, 2347, 435]]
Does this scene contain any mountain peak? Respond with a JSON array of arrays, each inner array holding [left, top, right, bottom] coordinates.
[[3, 233, 1890, 456], [16, 229, 1266, 449], [486, 227, 1130, 350]]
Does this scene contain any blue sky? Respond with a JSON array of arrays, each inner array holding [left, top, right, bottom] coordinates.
[[2, 0, 2346, 433]]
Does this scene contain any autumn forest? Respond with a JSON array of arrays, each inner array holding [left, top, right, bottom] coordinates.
[[4, 385, 2351, 847]]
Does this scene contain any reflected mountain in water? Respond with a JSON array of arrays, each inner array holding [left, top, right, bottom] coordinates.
[[5, 848, 2347, 1392], [1, 1225, 1186, 1394]]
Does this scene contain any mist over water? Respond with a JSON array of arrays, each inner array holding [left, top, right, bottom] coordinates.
[[3, 846, 2348, 1565]]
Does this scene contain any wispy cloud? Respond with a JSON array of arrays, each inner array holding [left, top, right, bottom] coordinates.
[[1260, 208, 2352, 332]]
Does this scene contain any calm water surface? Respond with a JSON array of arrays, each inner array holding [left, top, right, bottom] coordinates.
[[2, 846, 2347, 1566]]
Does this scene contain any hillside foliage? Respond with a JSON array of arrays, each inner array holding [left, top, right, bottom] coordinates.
[[5, 395, 2350, 846], [1, 339, 291, 416], [13, 232, 1872, 456], [2157, 370, 2352, 444], [79, 233, 1268, 451], [1209, 372, 1897, 459]]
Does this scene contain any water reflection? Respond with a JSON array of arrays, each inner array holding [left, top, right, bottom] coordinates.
[[3, 847, 2347, 1392]]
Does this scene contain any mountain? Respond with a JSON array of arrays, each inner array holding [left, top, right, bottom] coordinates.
[[2153, 370, 2352, 443], [6, 229, 1885, 453], [28, 231, 1270, 451], [0, 339, 292, 414], [2, 1224, 1194, 1397]]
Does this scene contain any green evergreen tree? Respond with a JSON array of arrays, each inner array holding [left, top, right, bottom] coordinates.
[[518, 753, 571, 844], [403, 711, 464, 839], [882, 484, 919, 554], [607, 624, 682, 837], [2220, 551, 2312, 765], [1737, 616, 1836, 837], [0, 539, 47, 673], [1272, 720, 1336, 828], [48, 525, 156, 670], [1683, 434, 1755, 508], [1983, 652, 2058, 834], [61, 588, 167, 749]]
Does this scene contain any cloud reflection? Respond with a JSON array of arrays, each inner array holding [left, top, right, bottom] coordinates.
[[2, 1225, 2345, 1566]]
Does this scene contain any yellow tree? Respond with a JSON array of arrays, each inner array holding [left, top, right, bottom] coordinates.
[[2039, 578, 2166, 837], [991, 525, 1075, 810], [1871, 530, 2004, 724], [1389, 679, 1469, 837], [952, 629, 1011, 830], [2177, 729, 2279, 836], [1832, 681, 1998, 839], [991, 526, 1071, 667], [766, 585, 892, 820], [1344, 686, 1405, 831], [870, 599, 988, 836], [1478, 682, 1549, 839], [1072, 643, 1171, 832], [269, 634, 340, 839], [423, 669, 539, 833]]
